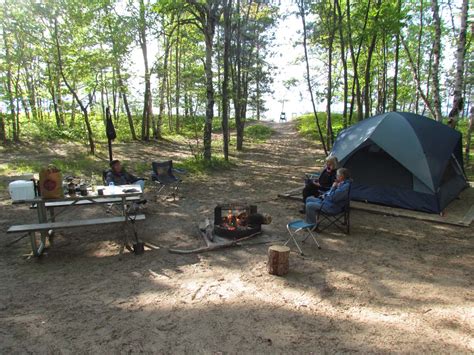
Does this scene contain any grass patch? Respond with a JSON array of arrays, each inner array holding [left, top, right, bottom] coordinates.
[[175, 156, 235, 175], [0, 156, 105, 178], [244, 124, 274, 143], [295, 113, 345, 142]]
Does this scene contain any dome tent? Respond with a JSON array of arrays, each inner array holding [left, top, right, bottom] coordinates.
[[330, 112, 468, 213]]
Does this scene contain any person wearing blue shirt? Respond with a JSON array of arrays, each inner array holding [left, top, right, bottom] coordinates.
[[305, 168, 351, 224]]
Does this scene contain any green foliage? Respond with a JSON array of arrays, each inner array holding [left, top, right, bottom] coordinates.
[[0, 155, 103, 177], [244, 124, 274, 142]]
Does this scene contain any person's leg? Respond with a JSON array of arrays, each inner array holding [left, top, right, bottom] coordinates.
[[305, 199, 323, 224], [303, 184, 320, 201], [301, 185, 320, 213], [133, 180, 145, 192]]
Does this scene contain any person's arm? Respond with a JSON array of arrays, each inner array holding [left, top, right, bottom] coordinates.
[[124, 171, 139, 183], [105, 172, 114, 185], [326, 182, 349, 203]]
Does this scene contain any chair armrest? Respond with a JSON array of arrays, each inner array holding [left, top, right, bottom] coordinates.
[[305, 172, 320, 180], [173, 168, 187, 174]]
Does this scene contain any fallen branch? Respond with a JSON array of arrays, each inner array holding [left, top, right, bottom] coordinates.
[[168, 231, 262, 255], [5, 233, 29, 247]]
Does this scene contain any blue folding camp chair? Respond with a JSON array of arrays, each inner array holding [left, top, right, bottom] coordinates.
[[316, 182, 352, 235], [285, 181, 352, 254], [285, 220, 321, 255]]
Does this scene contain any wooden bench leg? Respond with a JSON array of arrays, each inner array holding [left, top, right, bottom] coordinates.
[[30, 231, 46, 257]]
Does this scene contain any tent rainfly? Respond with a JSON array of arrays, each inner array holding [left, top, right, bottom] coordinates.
[[330, 112, 468, 213]]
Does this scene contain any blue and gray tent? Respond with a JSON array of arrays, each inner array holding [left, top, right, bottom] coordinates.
[[331, 112, 468, 213]]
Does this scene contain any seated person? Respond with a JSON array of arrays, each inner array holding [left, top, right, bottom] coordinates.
[[300, 156, 338, 213], [305, 168, 351, 224], [105, 160, 145, 192]]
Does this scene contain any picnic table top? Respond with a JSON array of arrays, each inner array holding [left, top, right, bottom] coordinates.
[[13, 185, 143, 205]]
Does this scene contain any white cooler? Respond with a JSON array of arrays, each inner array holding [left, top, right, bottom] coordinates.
[[8, 180, 36, 201]]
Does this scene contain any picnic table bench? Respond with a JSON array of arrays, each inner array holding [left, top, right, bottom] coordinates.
[[7, 185, 146, 257]]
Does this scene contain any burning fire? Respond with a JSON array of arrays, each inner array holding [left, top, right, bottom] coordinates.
[[222, 209, 246, 231]]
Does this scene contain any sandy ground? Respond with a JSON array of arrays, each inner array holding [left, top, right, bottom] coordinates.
[[0, 122, 473, 353]]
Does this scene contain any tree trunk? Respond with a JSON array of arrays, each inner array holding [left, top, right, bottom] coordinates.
[[54, 18, 95, 154], [24, 66, 38, 121], [47, 63, 62, 128], [139, 0, 152, 141], [465, 107, 473, 162], [401, 35, 437, 118], [326, 1, 336, 148], [431, 0, 443, 122], [221, 0, 232, 160], [346, 0, 370, 122], [392, 0, 401, 112], [158, 30, 171, 140], [204, 27, 216, 159], [233, 0, 244, 151], [363, 0, 382, 119], [3, 26, 18, 141], [414, 0, 424, 114], [0, 111, 5, 144], [335, 0, 348, 127], [298, 0, 328, 155], [201, 3, 219, 160], [447, 0, 469, 129], [175, 19, 181, 133], [116, 66, 137, 140]]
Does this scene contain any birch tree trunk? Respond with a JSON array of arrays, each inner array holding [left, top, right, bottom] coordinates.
[[139, 0, 152, 141], [431, 0, 443, 122], [465, 107, 473, 162], [392, 0, 401, 112], [298, 0, 328, 155], [335, 0, 348, 127], [221, 0, 232, 160], [3, 25, 18, 141], [326, 1, 337, 148], [447, 0, 469, 129]]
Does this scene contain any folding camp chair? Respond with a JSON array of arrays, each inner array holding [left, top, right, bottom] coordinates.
[[316, 182, 352, 234], [151, 160, 185, 199], [284, 220, 321, 255]]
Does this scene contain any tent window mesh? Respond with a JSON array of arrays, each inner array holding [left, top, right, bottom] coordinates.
[[345, 143, 413, 189]]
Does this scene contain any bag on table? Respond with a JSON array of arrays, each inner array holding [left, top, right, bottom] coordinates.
[[39, 165, 64, 199]]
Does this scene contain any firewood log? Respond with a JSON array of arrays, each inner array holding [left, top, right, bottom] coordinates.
[[267, 245, 290, 276]]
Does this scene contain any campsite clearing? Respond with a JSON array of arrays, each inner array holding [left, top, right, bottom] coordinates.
[[0, 122, 473, 353]]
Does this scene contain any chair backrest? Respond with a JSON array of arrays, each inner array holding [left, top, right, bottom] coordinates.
[[152, 160, 174, 178], [102, 169, 111, 184], [343, 180, 352, 211]]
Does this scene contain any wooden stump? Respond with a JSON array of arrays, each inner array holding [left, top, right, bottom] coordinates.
[[267, 245, 290, 276]]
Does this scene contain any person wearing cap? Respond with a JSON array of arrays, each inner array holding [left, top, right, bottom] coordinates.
[[105, 160, 145, 191]]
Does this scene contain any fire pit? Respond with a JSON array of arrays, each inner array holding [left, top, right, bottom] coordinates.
[[214, 203, 261, 239]]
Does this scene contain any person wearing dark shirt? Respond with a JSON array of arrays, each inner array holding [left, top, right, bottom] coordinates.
[[300, 156, 338, 213], [105, 160, 145, 191]]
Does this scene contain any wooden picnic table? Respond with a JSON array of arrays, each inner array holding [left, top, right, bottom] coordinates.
[[7, 185, 146, 257]]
